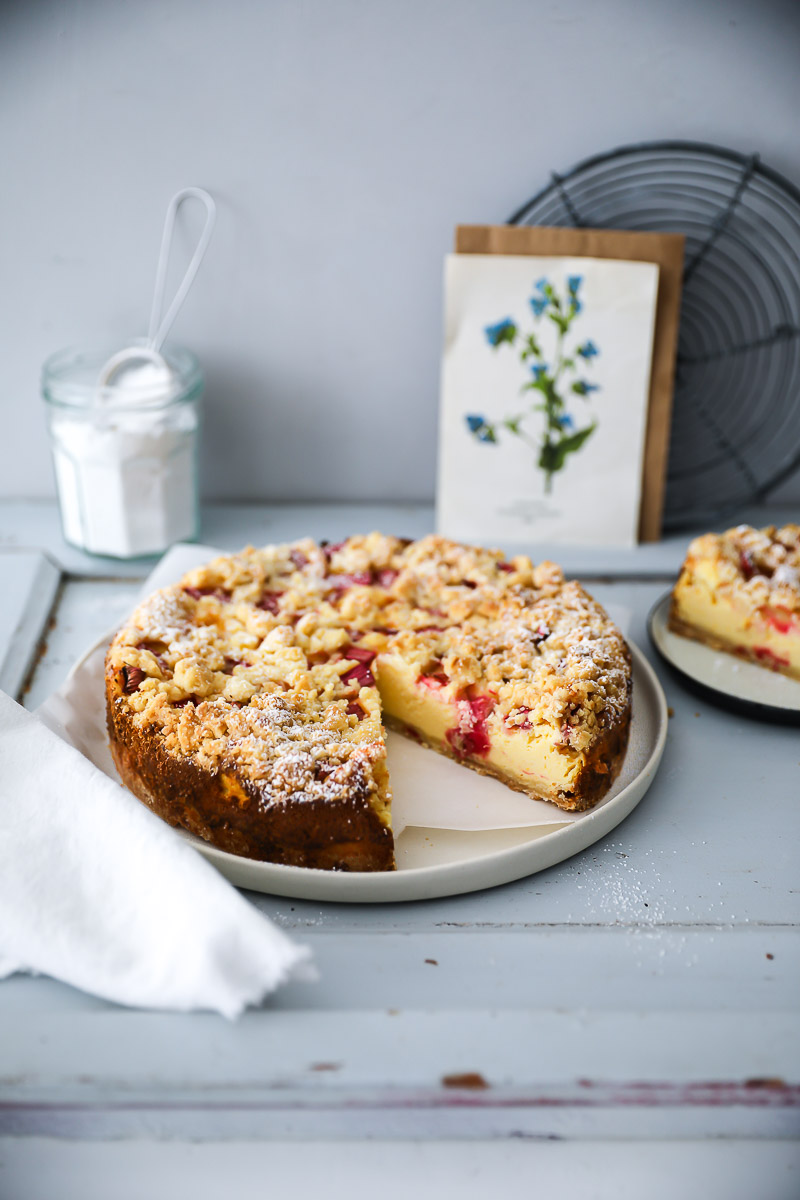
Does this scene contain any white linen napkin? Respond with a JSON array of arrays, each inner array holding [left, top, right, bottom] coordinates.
[[0, 689, 312, 1017]]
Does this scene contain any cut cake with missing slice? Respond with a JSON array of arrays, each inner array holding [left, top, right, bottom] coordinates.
[[105, 533, 633, 871]]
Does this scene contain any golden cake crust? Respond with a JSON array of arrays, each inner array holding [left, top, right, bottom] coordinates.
[[105, 533, 633, 869]]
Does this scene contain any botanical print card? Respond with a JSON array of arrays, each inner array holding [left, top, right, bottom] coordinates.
[[437, 253, 660, 547]]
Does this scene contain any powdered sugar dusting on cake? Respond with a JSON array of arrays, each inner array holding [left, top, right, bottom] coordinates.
[[107, 532, 632, 804], [683, 524, 800, 610], [167, 692, 385, 811], [128, 586, 191, 644]]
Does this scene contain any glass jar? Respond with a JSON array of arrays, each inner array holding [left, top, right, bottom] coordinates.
[[42, 344, 202, 558]]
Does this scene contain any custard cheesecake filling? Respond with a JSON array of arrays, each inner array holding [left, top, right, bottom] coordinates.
[[376, 652, 585, 799]]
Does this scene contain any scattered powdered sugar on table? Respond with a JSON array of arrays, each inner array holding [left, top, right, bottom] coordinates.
[[554, 836, 752, 974]]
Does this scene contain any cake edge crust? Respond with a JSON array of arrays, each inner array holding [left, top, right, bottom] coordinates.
[[106, 674, 395, 873]]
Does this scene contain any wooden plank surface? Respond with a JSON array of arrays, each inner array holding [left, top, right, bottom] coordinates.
[[2, 1139, 798, 1200], [0, 551, 61, 699], [1, 571, 797, 1143], [0, 503, 798, 1155]]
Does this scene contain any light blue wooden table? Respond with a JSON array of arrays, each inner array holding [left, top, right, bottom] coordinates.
[[1, 501, 798, 1199]]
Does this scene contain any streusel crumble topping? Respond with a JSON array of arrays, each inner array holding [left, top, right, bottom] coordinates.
[[682, 524, 800, 612], [108, 534, 630, 779]]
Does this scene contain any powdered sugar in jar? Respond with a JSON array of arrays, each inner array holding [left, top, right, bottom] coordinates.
[[42, 344, 202, 558]]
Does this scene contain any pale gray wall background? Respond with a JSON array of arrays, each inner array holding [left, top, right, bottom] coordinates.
[[2, 0, 799, 503]]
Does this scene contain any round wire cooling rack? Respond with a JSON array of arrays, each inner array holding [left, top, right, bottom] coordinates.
[[508, 141, 800, 530]]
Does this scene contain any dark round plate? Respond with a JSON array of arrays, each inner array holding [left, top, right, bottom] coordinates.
[[510, 141, 800, 530], [648, 591, 800, 724]]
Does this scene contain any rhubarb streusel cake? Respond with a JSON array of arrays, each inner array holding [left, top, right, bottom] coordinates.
[[669, 524, 800, 679], [105, 534, 632, 871]]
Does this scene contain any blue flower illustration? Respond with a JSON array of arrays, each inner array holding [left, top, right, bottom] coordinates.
[[472, 274, 601, 490], [465, 414, 496, 443], [484, 318, 516, 347]]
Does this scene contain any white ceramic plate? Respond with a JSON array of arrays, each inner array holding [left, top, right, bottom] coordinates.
[[648, 592, 800, 719], [177, 640, 668, 903]]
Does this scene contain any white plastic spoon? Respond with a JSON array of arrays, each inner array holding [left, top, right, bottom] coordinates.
[[97, 187, 216, 397]]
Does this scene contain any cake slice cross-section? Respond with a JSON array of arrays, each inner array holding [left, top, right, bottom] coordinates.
[[669, 524, 800, 679], [375, 576, 631, 812]]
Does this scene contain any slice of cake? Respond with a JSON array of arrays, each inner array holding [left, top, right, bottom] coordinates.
[[669, 524, 800, 679], [105, 533, 633, 871]]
